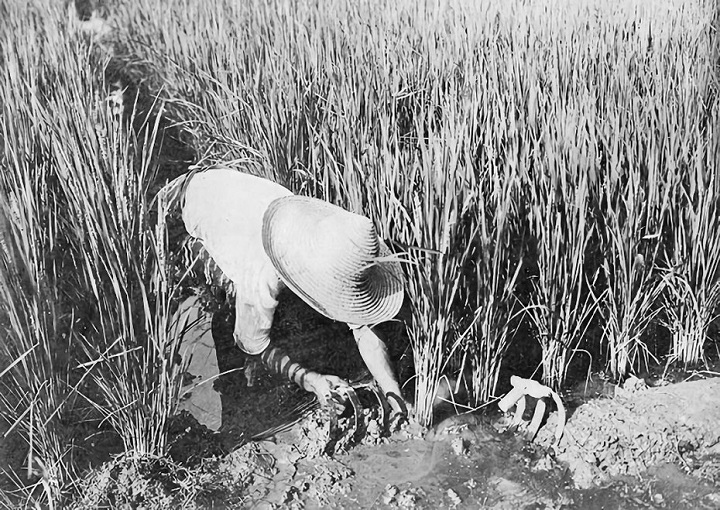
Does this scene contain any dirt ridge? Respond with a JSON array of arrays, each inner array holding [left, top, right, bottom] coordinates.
[[536, 377, 720, 488]]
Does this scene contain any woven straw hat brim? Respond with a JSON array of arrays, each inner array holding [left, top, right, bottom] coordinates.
[[262, 196, 404, 325]]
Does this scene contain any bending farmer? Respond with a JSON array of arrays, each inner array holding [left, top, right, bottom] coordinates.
[[181, 167, 408, 415]]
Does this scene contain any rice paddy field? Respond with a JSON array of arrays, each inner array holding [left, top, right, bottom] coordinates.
[[1, 0, 719, 508]]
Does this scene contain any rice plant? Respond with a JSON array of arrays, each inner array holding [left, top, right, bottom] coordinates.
[[515, 39, 602, 390], [591, 99, 673, 379], [381, 127, 481, 426], [103, 0, 718, 405], [523, 135, 600, 390], [656, 25, 719, 367], [0, 2, 191, 505], [55, 92, 189, 458], [465, 166, 524, 405], [0, 169, 71, 507], [663, 168, 720, 367], [0, 3, 92, 503], [593, 169, 668, 379]]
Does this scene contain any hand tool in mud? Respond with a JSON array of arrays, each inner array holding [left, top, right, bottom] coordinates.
[[385, 391, 410, 429], [329, 386, 363, 438], [347, 381, 410, 433], [349, 380, 389, 431], [497, 375, 567, 445]]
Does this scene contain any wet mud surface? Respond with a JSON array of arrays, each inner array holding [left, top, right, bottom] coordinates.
[[165, 292, 720, 509], [211, 380, 720, 509], [3, 285, 720, 509], [5, 289, 720, 508]]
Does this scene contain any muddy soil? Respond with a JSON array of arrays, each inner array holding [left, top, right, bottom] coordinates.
[[174, 288, 720, 509], [119, 290, 720, 509], [536, 375, 720, 490], [4, 290, 720, 509], [202, 378, 720, 509]]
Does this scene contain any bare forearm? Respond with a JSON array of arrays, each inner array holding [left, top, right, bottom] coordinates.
[[258, 345, 314, 392], [354, 326, 403, 398]]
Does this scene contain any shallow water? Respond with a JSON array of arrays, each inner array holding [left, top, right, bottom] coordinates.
[[174, 295, 720, 509], [320, 425, 718, 509]]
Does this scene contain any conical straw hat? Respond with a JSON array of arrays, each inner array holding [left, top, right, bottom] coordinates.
[[262, 196, 404, 325]]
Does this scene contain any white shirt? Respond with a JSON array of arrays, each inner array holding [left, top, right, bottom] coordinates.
[[182, 169, 293, 355]]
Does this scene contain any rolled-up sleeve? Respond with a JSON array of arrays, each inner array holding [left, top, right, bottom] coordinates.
[[234, 301, 274, 355], [233, 261, 284, 355]]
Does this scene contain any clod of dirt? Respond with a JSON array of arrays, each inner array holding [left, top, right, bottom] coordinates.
[[614, 374, 649, 398], [216, 436, 353, 508], [294, 401, 404, 457], [535, 377, 720, 488], [704, 492, 720, 506], [381, 484, 425, 509], [449, 437, 466, 456], [68, 454, 218, 510], [296, 407, 338, 458], [218, 440, 293, 487], [446, 488, 462, 506], [365, 416, 384, 444], [426, 412, 498, 446]]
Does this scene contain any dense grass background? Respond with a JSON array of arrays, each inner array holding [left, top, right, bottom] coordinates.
[[0, 0, 718, 506], [115, 0, 718, 409]]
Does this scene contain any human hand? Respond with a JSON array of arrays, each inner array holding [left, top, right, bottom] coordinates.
[[305, 372, 352, 414]]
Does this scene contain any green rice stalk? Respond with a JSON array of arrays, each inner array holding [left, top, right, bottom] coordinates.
[[523, 103, 600, 390], [656, 18, 719, 367], [97, 0, 716, 404], [0, 2, 99, 503], [592, 106, 671, 379], [50, 88, 189, 457], [662, 169, 720, 367]]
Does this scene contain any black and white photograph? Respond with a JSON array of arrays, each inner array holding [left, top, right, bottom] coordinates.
[[0, 0, 718, 507]]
